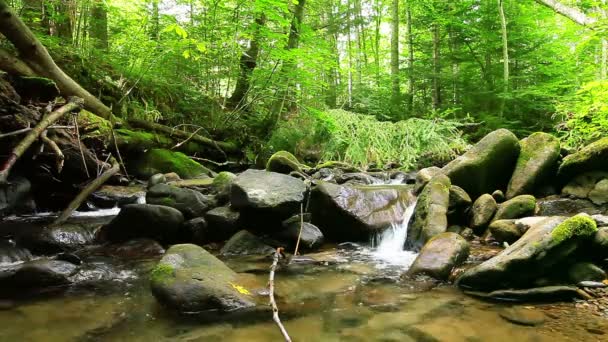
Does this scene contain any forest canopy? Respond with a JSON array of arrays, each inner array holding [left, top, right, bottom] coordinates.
[[1, 0, 607, 168]]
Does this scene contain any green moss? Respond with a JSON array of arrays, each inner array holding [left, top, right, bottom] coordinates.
[[213, 171, 236, 188], [559, 137, 608, 180], [266, 151, 306, 174], [315, 161, 360, 172], [551, 214, 598, 244], [150, 263, 175, 285], [136, 149, 211, 179]]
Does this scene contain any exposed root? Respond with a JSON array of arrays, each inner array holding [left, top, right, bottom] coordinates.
[[40, 130, 64, 173]]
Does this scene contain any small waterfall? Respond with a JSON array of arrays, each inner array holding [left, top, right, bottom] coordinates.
[[370, 199, 418, 269]]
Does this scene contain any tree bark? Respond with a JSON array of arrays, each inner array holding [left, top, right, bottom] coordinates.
[[0, 48, 35, 76], [406, 1, 414, 113], [499, 0, 509, 116], [432, 24, 441, 111], [534, 0, 597, 27], [390, 0, 400, 114], [55, 0, 73, 40], [90, 0, 109, 50], [0, 0, 113, 119]]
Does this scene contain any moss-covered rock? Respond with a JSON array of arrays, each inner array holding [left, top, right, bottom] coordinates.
[[469, 194, 497, 234], [213, 171, 237, 203], [506, 132, 560, 199], [562, 171, 608, 199], [406, 174, 450, 250], [266, 151, 308, 174], [150, 244, 255, 313], [442, 129, 520, 198], [414, 167, 443, 194], [558, 137, 608, 184], [589, 179, 608, 205], [457, 214, 597, 291], [314, 161, 361, 172], [146, 183, 217, 219], [133, 149, 212, 179], [220, 230, 275, 256], [407, 232, 470, 280], [448, 185, 472, 210], [489, 220, 524, 244], [493, 195, 536, 221]]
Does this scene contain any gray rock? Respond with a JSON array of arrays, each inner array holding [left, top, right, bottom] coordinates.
[[537, 197, 607, 216], [493, 195, 536, 221], [147, 184, 216, 218], [181, 217, 208, 244], [414, 167, 442, 194], [1, 259, 78, 289], [102, 204, 184, 243], [0, 176, 34, 215], [311, 181, 414, 242], [276, 222, 324, 250], [449, 185, 472, 210], [150, 244, 255, 313], [457, 214, 598, 291], [589, 179, 608, 205], [212, 172, 237, 203], [506, 132, 560, 199], [562, 172, 608, 199], [466, 286, 581, 302], [19, 223, 97, 254], [0, 241, 32, 264], [91, 185, 145, 208], [442, 129, 520, 198], [220, 230, 275, 256], [406, 175, 450, 250], [492, 190, 506, 203], [568, 262, 606, 283], [592, 227, 608, 259], [469, 194, 497, 234], [557, 137, 608, 184], [592, 215, 608, 227], [147, 173, 167, 188], [407, 232, 470, 280], [489, 220, 523, 244], [204, 206, 241, 242]]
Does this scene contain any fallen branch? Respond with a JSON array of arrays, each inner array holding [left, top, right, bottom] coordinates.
[[40, 130, 64, 173], [0, 98, 83, 184], [293, 203, 304, 256], [269, 247, 291, 342], [52, 156, 119, 226], [0, 125, 73, 139]]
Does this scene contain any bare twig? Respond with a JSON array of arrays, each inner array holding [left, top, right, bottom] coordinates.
[[269, 247, 291, 342], [0, 125, 73, 139], [73, 115, 90, 178], [40, 130, 64, 173], [52, 156, 119, 226], [293, 203, 304, 257]]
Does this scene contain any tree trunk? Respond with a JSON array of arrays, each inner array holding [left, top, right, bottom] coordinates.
[[432, 24, 441, 111], [0, 0, 113, 119], [55, 0, 73, 41], [534, 0, 597, 27], [406, 1, 414, 113], [21, 0, 44, 32], [390, 0, 400, 115], [150, 0, 160, 41], [228, 14, 266, 108], [498, 0, 509, 116], [90, 0, 109, 50]]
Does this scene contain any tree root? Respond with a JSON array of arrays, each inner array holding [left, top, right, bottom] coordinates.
[[40, 130, 64, 173]]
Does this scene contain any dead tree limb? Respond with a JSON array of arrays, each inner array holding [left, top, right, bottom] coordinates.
[[0, 98, 83, 184], [40, 130, 64, 173], [52, 156, 119, 226], [0, 47, 35, 76], [534, 0, 597, 27], [269, 247, 291, 342], [127, 119, 238, 154], [0, 125, 73, 139], [0, 1, 112, 119]]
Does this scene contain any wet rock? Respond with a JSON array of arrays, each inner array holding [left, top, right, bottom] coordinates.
[[283, 213, 312, 227], [91, 185, 145, 209], [499, 307, 546, 326], [220, 230, 275, 256], [592, 215, 608, 227], [337, 173, 383, 186], [493, 195, 536, 221], [101, 204, 184, 243], [406, 175, 450, 250], [469, 194, 497, 234], [458, 214, 597, 291], [506, 132, 560, 199], [558, 137, 608, 184], [489, 220, 523, 244], [0, 176, 35, 215], [0, 241, 32, 264], [562, 172, 608, 199], [448, 185, 471, 210], [460, 228, 475, 241], [133, 148, 212, 179], [568, 262, 607, 283], [181, 217, 208, 244], [1, 259, 78, 290], [231, 169, 306, 228], [146, 183, 216, 219], [589, 179, 608, 205], [466, 286, 582, 302], [442, 129, 520, 198], [593, 227, 608, 258], [19, 223, 97, 254], [83, 239, 164, 260], [266, 151, 306, 174], [311, 181, 413, 242], [407, 232, 470, 280], [150, 244, 255, 313], [204, 206, 241, 242], [212, 172, 236, 203], [492, 190, 505, 203], [275, 222, 324, 250], [414, 167, 442, 193], [537, 197, 607, 216], [147, 173, 167, 188]]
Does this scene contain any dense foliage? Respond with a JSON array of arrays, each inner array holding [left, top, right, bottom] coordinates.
[[3, 0, 608, 167]]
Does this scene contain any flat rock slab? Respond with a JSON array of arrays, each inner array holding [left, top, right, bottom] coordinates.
[[499, 307, 546, 326]]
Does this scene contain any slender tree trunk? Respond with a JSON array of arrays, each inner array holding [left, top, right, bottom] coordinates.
[[406, 1, 414, 113], [21, 0, 45, 32], [498, 0, 509, 116], [390, 0, 400, 115], [432, 24, 441, 111], [374, 0, 381, 87], [326, 2, 338, 108], [150, 0, 160, 41], [55, 0, 73, 41], [534, 0, 597, 27], [346, 0, 353, 107], [90, 0, 108, 50]]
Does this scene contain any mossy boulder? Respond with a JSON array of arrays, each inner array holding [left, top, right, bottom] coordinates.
[[457, 214, 597, 291], [407, 232, 470, 280], [150, 244, 255, 313], [506, 132, 560, 199], [469, 194, 497, 234], [558, 137, 608, 184], [275, 222, 324, 251], [311, 182, 414, 242], [212, 171, 237, 203], [133, 149, 212, 180], [266, 151, 307, 174], [314, 161, 361, 172], [589, 179, 608, 205], [204, 206, 242, 242], [489, 220, 523, 244], [406, 175, 450, 250], [414, 167, 443, 194], [146, 183, 216, 219], [442, 129, 520, 198], [101, 204, 184, 243], [567, 262, 606, 284], [562, 171, 608, 199], [493, 195, 536, 221], [220, 230, 275, 256]]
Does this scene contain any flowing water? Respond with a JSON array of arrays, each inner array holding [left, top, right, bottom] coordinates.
[[0, 203, 607, 341]]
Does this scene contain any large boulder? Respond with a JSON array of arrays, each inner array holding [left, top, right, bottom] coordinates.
[[562, 172, 608, 199], [266, 151, 307, 174], [407, 232, 470, 280], [537, 197, 608, 216], [493, 195, 536, 221], [133, 149, 212, 179], [19, 223, 97, 254], [146, 183, 216, 218], [150, 244, 255, 313], [469, 194, 497, 234], [448, 185, 472, 210], [203, 206, 241, 242], [557, 137, 608, 184], [406, 175, 450, 250], [220, 230, 275, 256], [457, 214, 598, 291], [212, 172, 237, 203], [589, 179, 608, 205], [442, 129, 520, 198], [0, 259, 78, 291], [231, 169, 307, 228], [506, 132, 560, 199], [488, 217, 547, 244], [101, 204, 184, 243], [311, 182, 414, 242], [414, 167, 443, 194], [567, 262, 606, 283]]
